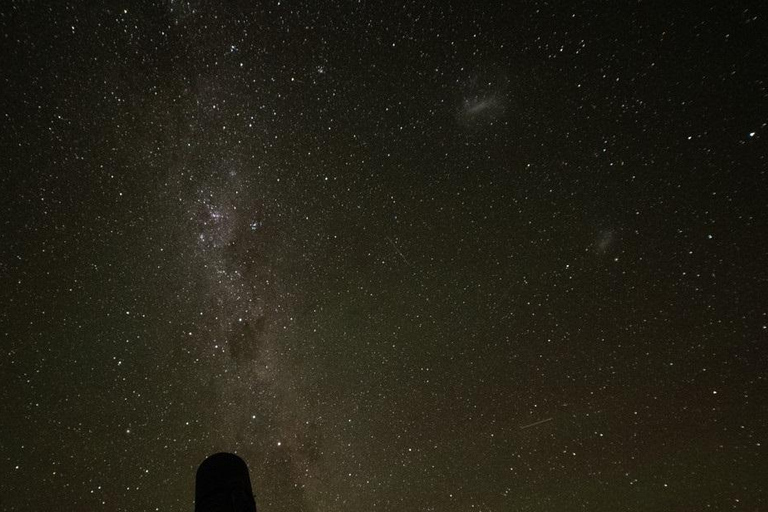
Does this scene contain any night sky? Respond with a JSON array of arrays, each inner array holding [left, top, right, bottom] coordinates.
[[1, 2, 766, 511]]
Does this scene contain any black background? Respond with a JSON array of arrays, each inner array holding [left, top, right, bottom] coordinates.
[[1, 1, 766, 511]]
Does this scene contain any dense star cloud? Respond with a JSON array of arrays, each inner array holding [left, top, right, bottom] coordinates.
[[456, 69, 509, 129], [1, 2, 766, 511]]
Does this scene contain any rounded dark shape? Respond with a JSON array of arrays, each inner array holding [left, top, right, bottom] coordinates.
[[195, 452, 257, 512]]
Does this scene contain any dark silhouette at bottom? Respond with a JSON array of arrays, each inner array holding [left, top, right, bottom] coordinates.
[[195, 452, 257, 512]]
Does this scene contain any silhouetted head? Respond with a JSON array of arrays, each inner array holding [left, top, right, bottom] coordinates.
[[195, 452, 257, 512]]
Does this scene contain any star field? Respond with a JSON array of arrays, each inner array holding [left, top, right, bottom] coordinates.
[[1, 2, 766, 511]]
